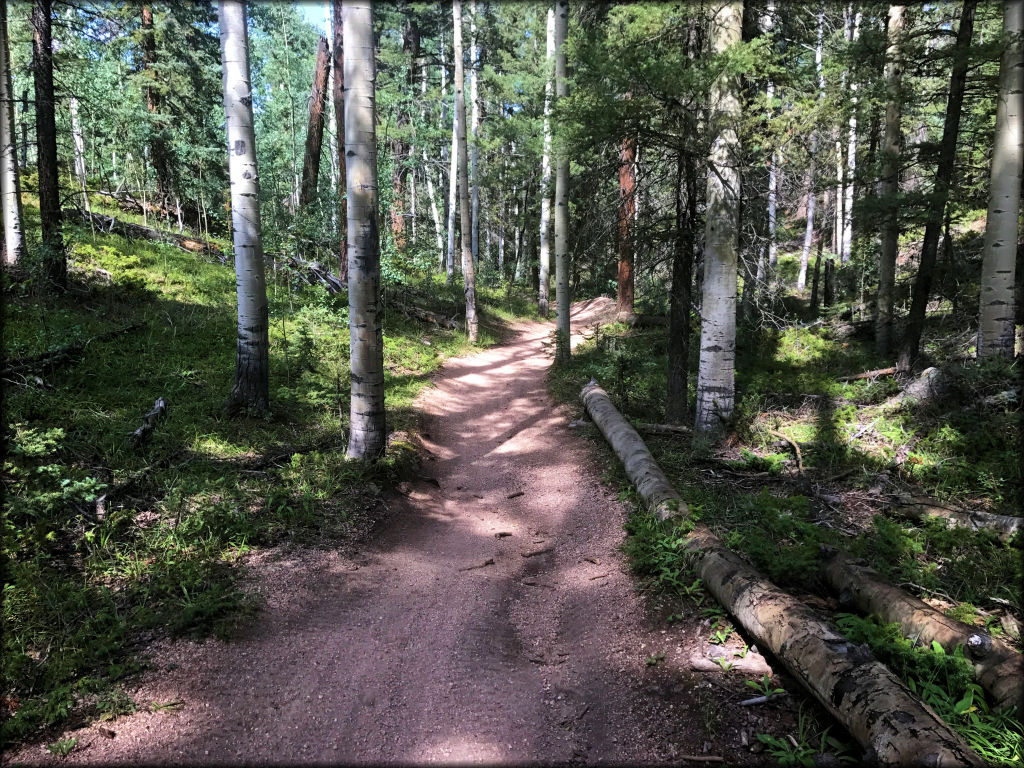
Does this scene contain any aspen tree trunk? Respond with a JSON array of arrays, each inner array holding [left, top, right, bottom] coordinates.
[[694, 2, 742, 436], [898, 1, 976, 369], [219, 0, 270, 415], [421, 56, 444, 260], [300, 35, 330, 209], [798, 7, 825, 294], [32, 0, 64, 288], [834, 6, 853, 257], [343, 0, 386, 459], [616, 127, 636, 317], [763, 2, 778, 269], [332, 0, 347, 281], [978, 0, 1022, 358], [553, 0, 571, 364], [582, 381, 984, 767], [841, 7, 861, 264], [875, 4, 905, 358], [453, 0, 478, 342], [445, 73, 458, 284], [0, 0, 27, 267], [469, 0, 480, 265], [538, 7, 554, 315]]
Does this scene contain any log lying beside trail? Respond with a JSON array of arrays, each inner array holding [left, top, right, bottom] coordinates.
[[392, 301, 461, 329], [837, 366, 898, 382], [64, 208, 223, 257], [634, 422, 692, 436], [821, 549, 1022, 711], [580, 379, 983, 766], [890, 497, 1022, 543]]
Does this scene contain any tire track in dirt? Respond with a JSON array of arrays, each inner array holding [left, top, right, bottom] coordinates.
[[8, 298, 760, 765]]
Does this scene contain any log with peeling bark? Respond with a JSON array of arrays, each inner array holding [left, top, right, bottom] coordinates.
[[891, 497, 1022, 543], [63, 208, 223, 257], [580, 379, 983, 766], [821, 549, 1022, 711]]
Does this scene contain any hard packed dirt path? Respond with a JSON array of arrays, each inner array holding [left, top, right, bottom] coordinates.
[[10, 299, 770, 765]]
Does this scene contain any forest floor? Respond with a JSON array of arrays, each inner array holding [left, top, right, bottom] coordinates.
[[6, 298, 794, 766]]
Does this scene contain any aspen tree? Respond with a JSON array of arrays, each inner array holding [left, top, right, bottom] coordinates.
[[343, 0, 387, 458], [453, 0, 478, 342], [219, 0, 270, 415], [977, 0, 1022, 358], [694, 2, 742, 436], [538, 7, 554, 315], [0, 0, 26, 266]]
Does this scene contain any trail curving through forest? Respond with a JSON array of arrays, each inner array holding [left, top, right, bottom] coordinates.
[[8, 299, 753, 765]]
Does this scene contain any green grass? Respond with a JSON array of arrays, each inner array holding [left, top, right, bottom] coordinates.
[[2, 201, 533, 743]]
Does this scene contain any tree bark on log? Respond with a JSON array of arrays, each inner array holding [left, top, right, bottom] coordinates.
[[129, 397, 168, 448], [64, 209, 222, 257], [890, 497, 1022, 543], [821, 549, 1021, 711], [580, 379, 983, 766]]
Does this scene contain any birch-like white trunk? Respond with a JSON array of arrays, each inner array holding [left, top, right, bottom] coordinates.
[[538, 6, 554, 315], [875, 5, 904, 356], [694, 1, 742, 436], [343, 0, 386, 458], [0, 0, 26, 266], [421, 61, 444, 258], [219, 0, 270, 414], [763, 1, 777, 269], [798, 9, 825, 293], [453, 0, 478, 341], [445, 71, 458, 283], [842, 8, 862, 263], [553, 0, 570, 363], [978, 0, 1023, 357], [469, 0, 480, 265]]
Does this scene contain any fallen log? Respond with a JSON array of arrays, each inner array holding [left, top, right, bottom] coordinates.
[[0, 323, 143, 378], [820, 549, 1022, 711], [63, 208, 223, 257], [634, 422, 691, 436], [580, 379, 983, 766], [837, 366, 898, 382], [890, 497, 1022, 543], [393, 301, 461, 330], [129, 397, 168, 448]]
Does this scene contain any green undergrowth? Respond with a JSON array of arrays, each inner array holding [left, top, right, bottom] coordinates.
[[2, 206, 529, 743], [550, 311, 1022, 759], [836, 614, 1023, 766]]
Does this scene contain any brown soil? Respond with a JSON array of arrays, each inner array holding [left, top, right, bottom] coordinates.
[[6, 299, 796, 766]]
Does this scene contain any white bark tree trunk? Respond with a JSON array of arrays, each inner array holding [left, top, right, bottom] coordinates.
[[219, 0, 270, 415], [422, 60, 444, 259], [797, 9, 825, 294], [553, 0, 570, 363], [0, 0, 26, 266], [764, 1, 778, 269], [469, 0, 480, 266], [445, 71, 458, 283], [538, 6, 554, 315], [343, 0, 386, 459], [842, 8, 862, 263], [875, 5, 904, 356], [694, 2, 742, 436], [978, 0, 1023, 358], [453, 0, 478, 342]]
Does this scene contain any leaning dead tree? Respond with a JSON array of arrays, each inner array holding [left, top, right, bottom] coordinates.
[[821, 549, 1021, 711], [580, 379, 983, 766]]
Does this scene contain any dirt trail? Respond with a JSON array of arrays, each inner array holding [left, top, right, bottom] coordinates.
[[9, 299, 767, 765]]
